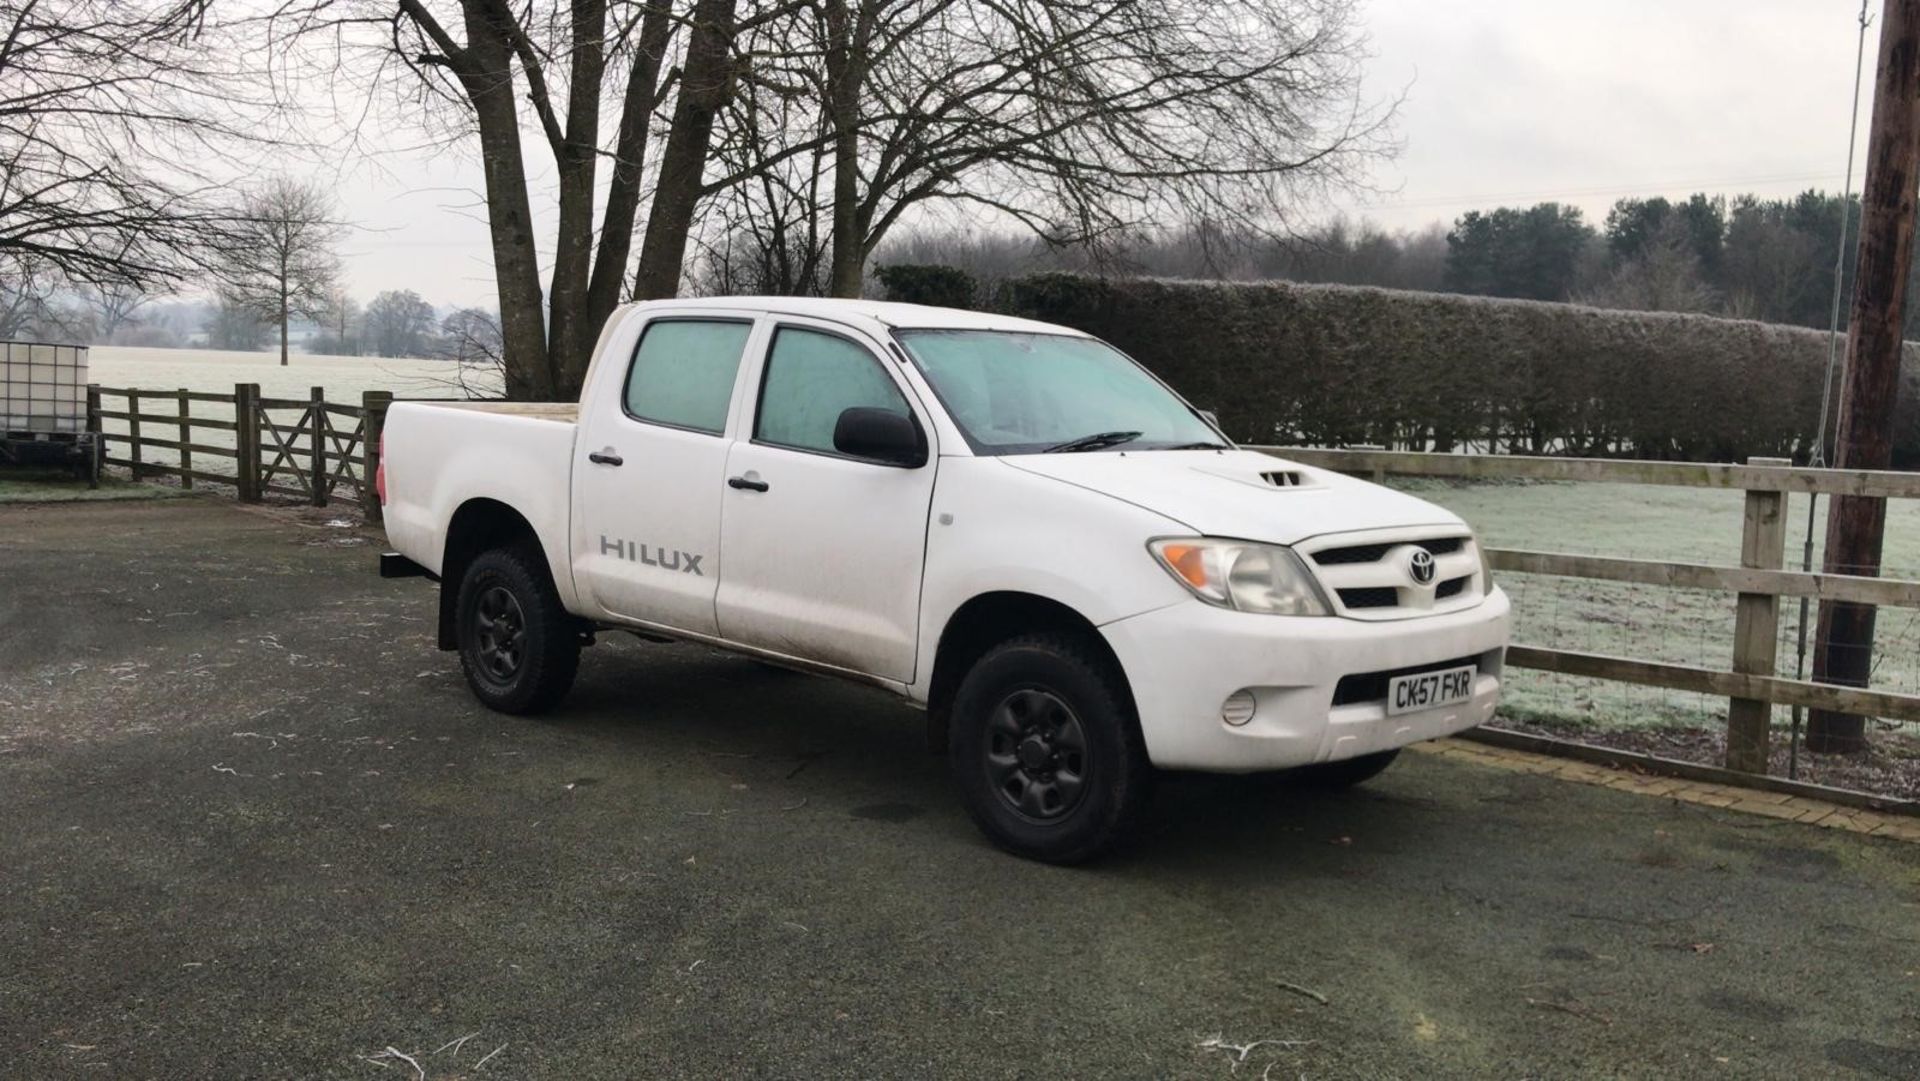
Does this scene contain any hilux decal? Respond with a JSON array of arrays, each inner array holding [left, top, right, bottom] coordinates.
[[600, 535, 704, 576]]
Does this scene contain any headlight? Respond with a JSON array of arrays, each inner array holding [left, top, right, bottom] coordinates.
[[1148, 538, 1331, 616]]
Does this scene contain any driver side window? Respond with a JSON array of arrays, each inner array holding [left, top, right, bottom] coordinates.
[[754, 327, 910, 455]]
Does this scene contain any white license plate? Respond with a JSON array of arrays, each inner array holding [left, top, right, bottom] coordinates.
[[1387, 665, 1477, 716]]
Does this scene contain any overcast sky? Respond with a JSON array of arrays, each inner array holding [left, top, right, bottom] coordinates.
[[327, 0, 1883, 308]]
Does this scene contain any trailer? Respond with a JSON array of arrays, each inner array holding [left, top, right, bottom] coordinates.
[[1, 341, 100, 487]]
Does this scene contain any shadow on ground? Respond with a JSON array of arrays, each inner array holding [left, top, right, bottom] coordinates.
[[2, 501, 1918, 1079]]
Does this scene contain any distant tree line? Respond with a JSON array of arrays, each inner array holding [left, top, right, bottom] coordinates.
[[844, 189, 1878, 335], [8, 282, 499, 368]]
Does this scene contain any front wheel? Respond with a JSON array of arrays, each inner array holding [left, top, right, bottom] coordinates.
[[949, 634, 1151, 864], [454, 547, 580, 714]]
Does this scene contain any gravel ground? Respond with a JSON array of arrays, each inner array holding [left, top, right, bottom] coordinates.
[[3, 499, 1920, 1079]]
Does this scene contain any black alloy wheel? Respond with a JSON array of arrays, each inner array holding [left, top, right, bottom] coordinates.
[[949, 633, 1151, 863], [454, 546, 581, 714], [986, 688, 1092, 822], [472, 584, 527, 685]]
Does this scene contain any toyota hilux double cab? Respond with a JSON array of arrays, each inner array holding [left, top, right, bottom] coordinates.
[[377, 298, 1510, 862]]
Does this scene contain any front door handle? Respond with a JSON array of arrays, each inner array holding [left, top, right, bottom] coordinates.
[[588, 449, 623, 467], [727, 475, 769, 492]]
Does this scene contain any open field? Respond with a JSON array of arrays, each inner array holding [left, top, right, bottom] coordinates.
[[87, 344, 499, 401], [3, 499, 1918, 1079], [1397, 478, 1920, 752]]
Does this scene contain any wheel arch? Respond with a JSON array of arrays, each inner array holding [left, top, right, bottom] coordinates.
[[438, 498, 550, 650], [924, 590, 1136, 754]]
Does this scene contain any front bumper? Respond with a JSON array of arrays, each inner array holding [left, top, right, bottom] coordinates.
[[1101, 587, 1511, 772]]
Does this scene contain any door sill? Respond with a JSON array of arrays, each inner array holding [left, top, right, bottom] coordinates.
[[600, 614, 910, 697]]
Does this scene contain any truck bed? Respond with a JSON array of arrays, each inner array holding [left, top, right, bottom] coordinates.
[[379, 399, 582, 583], [421, 402, 579, 424]]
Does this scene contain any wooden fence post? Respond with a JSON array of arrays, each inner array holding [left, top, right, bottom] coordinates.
[[309, 385, 327, 506], [85, 384, 102, 489], [361, 390, 393, 524], [177, 388, 193, 491], [234, 383, 261, 502], [1727, 456, 1790, 772], [126, 392, 144, 481]]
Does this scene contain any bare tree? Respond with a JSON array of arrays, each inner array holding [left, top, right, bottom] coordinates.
[[364, 289, 436, 357], [316, 287, 361, 355], [0, 0, 256, 292], [214, 178, 343, 366], [712, 0, 1393, 296], [1575, 220, 1720, 315], [436, 307, 506, 398], [0, 265, 87, 340], [269, 0, 758, 399], [82, 283, 154, 342], [204, 288, 267, 350]]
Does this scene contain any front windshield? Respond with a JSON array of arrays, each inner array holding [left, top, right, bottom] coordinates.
[[893, 329, 1224, 454]]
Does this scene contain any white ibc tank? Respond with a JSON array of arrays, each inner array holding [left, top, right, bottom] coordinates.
[[1, 341, 87, 434]]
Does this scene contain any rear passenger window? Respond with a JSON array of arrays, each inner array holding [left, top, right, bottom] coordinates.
[[623, 319, 753, 434], [755, 328, 911, 455]]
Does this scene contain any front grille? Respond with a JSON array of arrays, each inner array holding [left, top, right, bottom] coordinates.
[[1337, 586, 1400, 609], [1312, 536, 1467, 566], [1435, 575, 1470, 599], [1333, 654, 1480, 707], [1315, 543, 1391, 565]]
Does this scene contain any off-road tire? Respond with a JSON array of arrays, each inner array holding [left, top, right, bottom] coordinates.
[[1291, 748, 1401, 789], [949, 633, 1151, 864], [455, 546, 580, 715]]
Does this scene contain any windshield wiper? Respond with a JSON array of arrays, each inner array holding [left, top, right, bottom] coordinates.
[[1042, 430, 1143, 453], [1163, 440, 1231, 450]]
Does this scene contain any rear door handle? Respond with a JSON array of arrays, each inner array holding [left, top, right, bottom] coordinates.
[[588, 449, 623, 466], [727, 475, 769, 492]]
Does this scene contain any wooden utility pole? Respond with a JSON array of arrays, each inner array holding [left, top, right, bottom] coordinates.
[[1811, 0, 1920, 754]]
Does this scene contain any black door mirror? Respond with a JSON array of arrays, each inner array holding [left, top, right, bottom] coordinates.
[[833, 406, 927, 467]]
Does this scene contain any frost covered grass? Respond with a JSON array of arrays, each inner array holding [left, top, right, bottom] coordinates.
[[0, 468, 179, 503], [1401, 477, 1920, 732], [88, 345, 497, 401]]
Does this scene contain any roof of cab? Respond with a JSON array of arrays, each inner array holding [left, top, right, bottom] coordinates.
[[621, 296, 1086, 337]]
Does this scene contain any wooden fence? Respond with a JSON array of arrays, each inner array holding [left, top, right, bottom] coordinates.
[[91, 384, 395, 520], [1260, 446, 1920, 781]]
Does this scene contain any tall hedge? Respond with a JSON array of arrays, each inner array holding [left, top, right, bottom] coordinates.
[[875, 264, 979, 309], [999, 273, 1920, 463]]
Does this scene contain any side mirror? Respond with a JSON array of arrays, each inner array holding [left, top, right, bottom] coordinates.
[[1198, 408, 1221, 430], [833, 406, 927, 468]]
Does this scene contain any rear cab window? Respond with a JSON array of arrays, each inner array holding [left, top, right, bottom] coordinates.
[[623, 319, 754, 434]]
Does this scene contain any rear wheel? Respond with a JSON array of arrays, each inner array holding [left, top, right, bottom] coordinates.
[[455, 547, 580, 714], [1290, 748, 1401, 789], [949, 634, 1151, 864]]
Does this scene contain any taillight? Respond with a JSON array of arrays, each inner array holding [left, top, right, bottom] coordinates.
[[375, 432, 387, 505]]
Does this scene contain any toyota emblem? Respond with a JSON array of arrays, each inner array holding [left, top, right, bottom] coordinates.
[[1409, 549, 1436, 585]]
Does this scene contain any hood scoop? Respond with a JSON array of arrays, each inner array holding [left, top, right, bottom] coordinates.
[[1188, 462, 1318, 492]]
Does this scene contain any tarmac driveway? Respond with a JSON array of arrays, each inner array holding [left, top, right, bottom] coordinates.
[[2, 500, 1918, 1079]]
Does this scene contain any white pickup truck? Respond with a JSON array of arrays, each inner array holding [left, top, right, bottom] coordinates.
[[378, 298, 1510, 861]]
